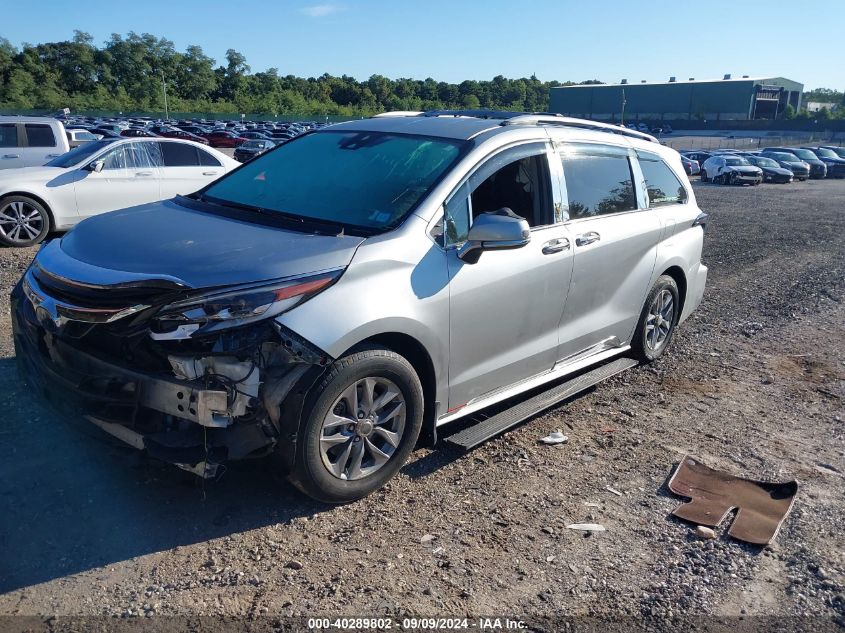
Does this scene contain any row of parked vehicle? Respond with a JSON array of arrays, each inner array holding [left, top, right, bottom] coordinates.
[[0, 113, 335, 246], [678, 146, 845, 185], [61, 115, 319, 158]]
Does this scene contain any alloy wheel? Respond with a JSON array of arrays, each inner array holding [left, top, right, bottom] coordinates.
[[646, 289, 675, 352], [0, 200, 44, 244], [319, 377, 406, 481]]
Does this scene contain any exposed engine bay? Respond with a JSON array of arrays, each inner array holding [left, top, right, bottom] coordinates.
[[11, 259, 334, 479]]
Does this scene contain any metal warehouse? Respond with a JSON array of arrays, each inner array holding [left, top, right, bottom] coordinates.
[[549, 75, 804, 122]]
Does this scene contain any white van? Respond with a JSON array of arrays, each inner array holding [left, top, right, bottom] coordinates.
[[0, 117, 71, 169]]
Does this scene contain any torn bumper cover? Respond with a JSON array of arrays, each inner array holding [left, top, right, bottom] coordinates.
[[11, 274, 329, 478]]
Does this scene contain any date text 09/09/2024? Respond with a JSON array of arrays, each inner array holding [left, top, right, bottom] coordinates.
[[306, 617, 528, 630]]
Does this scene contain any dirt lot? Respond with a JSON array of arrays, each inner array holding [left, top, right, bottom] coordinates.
[[0, 178, 843, 630]]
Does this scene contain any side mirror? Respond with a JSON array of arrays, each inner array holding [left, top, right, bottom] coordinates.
[[457, 208, 530, 264], [86, 160, 104, 173]]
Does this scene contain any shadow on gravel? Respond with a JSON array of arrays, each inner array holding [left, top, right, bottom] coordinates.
[[0, 357, 325, 594]]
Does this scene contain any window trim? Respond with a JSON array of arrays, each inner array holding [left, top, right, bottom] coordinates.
[[556, 142, 642, 223], [0, 123, 20, 149], [435, 140, 559, 250], [635, 149, 689, 209], [23, 123, 58, 149]]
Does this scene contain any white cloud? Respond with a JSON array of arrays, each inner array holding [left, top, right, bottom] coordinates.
[[300, 4, 340, 17]]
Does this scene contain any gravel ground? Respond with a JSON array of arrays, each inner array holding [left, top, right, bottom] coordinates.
[[0, 178, 843, 630]]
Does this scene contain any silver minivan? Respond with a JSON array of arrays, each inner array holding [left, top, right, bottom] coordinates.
[[12, 112, 707, 503], [0, 116, 70, 169]]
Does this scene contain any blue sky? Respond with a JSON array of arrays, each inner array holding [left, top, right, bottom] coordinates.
[[3, 0, 841, 90]]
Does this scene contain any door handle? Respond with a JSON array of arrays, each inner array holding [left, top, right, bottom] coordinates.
[[576, 231, 601, 246], [45, 154, 60, 158], [135, 171, 154, 177], [202, 171, 219, 176], [542, 238, 570, 254], [2, 154, 20, 159]]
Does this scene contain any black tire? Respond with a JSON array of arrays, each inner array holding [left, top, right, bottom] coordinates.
[[700, 170, 708, 183], [0, 195, 51, 247], [288, 346, 424, 503], [632, 275, 680, 363]]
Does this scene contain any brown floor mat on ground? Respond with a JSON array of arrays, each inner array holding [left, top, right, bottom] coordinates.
[[668, 455, 798, 545]]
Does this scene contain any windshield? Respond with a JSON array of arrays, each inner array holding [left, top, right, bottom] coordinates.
[[725, 157, 750, 166], [752, 157, 779, 168], [812, 148, 837, 159], [765, 152, 796, 162], [242, 140, 266, 149], [791, 149, 816, 160], [203, 130, 465, 231], [45, 139, 117, 168]]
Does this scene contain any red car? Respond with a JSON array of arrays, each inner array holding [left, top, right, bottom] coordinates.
[[156, 129, 210, 145], [202, 130, 248, 148]]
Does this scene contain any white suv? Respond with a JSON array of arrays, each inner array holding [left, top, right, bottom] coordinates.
[[0, 117, 70, 169]]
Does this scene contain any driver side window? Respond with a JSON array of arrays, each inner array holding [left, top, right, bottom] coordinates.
[[442, 143, 552, 247]]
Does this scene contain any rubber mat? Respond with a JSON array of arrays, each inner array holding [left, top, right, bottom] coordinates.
[[668, 455, 798, 545]]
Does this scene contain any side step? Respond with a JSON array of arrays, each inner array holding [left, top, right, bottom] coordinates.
[[444, 357, 639, 450]]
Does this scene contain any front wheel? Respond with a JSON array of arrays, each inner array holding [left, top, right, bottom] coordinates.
[[289, 347, 424, 503], [0, 195, 51, 247], [700, 170, 708, 183], [632, 275, 680, 362]]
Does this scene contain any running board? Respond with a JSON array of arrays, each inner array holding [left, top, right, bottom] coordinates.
[[444, 357, 638, 450]]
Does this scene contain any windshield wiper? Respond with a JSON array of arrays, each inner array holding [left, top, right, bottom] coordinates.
[[188, 193, 376, 237]]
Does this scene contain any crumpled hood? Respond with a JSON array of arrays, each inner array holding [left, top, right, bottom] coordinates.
[[50, 198, 366, 289], [727, 166, 761, 175]]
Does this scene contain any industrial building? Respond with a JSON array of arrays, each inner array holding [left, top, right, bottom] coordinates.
[[549, 75, 804, 122]]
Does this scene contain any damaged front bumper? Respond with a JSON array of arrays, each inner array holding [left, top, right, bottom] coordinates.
[[11, 272, 330, 478]]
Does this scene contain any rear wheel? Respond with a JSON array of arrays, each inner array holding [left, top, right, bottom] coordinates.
[[289, 347, 424, 503], [700, 170, 708, 183], [632, 275, 680, 363], [0, 195, 50, 247]]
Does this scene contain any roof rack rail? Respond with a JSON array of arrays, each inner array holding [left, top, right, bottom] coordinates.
[[501, 114, 658, 143]]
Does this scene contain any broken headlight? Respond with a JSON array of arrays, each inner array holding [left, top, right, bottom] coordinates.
[[151, 270, 341, 339]]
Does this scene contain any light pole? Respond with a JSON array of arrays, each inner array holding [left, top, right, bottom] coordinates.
[[620, 88, 626, 126], [161, 71, 169, 121]]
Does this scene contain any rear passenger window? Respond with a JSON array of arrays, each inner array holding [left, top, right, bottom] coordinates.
[[637, 151, 688, 206], [0, 124, 17, 148], [560, 145, 636, 219], [25, 124, 56, 147], [124, 142, 162, 169], [160, 142, 199, 167], [198, 149, 221, 167]]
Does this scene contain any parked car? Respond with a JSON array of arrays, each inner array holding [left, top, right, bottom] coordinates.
[[679, 154, 700, 176], [0, 116, 70, 169], [0, 138, 237, 246], [234, 139, 277, 162], [700, 155, 762, 185], [801, 147, 845, 179], [759, 150, 811, 181], [681, 151, 713, 169], [744, 155, 794, 184], [10, 111, 708, 502], [156, 128, 210, 145], [763, 147, 826, 179], [66, 128, 102, 148], [121, 128, 159, 138], [240, 131, 275, 141], [820, 146, 845, 160], [202, 130, 248, 148]]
